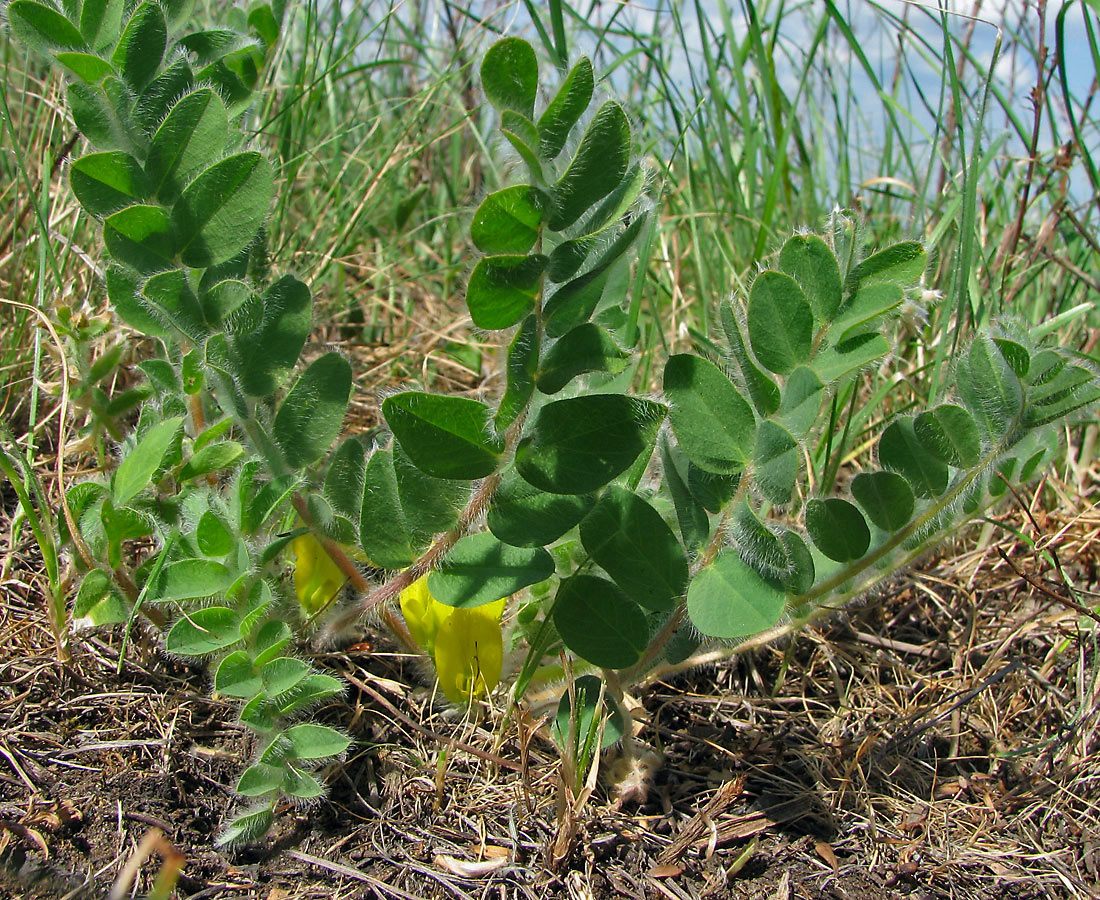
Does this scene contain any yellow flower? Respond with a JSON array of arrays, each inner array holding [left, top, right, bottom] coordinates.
[[400, 575, 505, 704], [292, 533, 346, 615]]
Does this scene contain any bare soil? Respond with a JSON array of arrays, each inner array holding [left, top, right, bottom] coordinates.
[[2, 474, 1098, 900]]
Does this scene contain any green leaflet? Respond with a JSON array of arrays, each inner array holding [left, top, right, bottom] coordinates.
[[549, 102, 631, 231], [470, 185, 547, 255], [70, 151, 148, 217], [382, 392, 503, 481], [55, 50, 114, 82], [878, 417, 949, 499], [393, 443, 469, 539], [166, 604, 241, 654], [323, 437, 367, 521], [960, 335, 1024, 439], [8, 1, 86, 55], [487, 468, 595, 548], [537, 56, 593, 159], [515, 394, 666, 495], [103, 204, 176, 273], [146, 89, 230, 201], [913, 404, 981, 468], [753, 420, 799, 506], [428, 532, 554, 609], [535, 323, 630, 394], [747, 271, 813, 375], [805, 498, 870, 562], [494, 315, 538, 432], [273, 353, 352, 469], [663, 354, 755, 475], [111, 1, 166, 91], [553, 574, 648, 669], [778, 232, 842, 322], [173, 152, 274, 267], [851, 471, 915, 532], [79, 0, 124, 51], [180, 441, 245, 482], [466, 254, 547, 330], [133, 59, 195, 135], [228, 274, 313, 396], [359, 448, 420, 569], [112, 416, 184, 505], [829, 282, 904, 343], [578, 485, 688, 612], [481, 37, 538, 118], [847, 240, 926, 291], [687, 551, 786, 639]]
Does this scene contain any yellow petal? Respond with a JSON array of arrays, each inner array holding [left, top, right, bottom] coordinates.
[[292, 533, 345, 615], [399, 575, 452, 654], [432, 604, 504, 705]]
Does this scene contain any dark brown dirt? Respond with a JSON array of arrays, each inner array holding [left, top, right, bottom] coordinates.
[[2, 481, 1099, 900]]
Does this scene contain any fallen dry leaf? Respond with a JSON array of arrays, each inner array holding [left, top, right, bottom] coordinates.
[[814, 840, 839, 872], [901, 802, 928, 832], [434, 854, 508, 877]]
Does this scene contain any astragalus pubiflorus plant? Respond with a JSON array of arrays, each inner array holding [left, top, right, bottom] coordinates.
[[7, 0, 1100, 848]]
